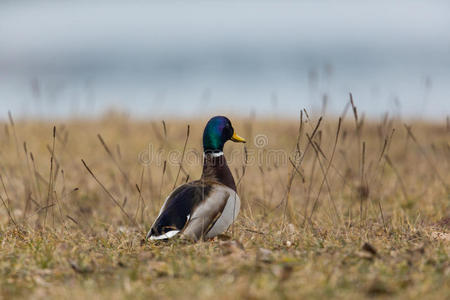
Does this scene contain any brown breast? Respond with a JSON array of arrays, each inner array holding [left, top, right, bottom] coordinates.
[[201, 154, 236, 191]]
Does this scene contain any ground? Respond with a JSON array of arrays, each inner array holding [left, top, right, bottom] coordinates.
[[0, 111, 448, 299]]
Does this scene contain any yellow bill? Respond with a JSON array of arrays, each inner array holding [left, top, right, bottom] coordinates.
[[231, 132, 246, 143]]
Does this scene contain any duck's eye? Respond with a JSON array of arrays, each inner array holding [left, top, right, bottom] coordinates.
[[224, 123, 233, 137]]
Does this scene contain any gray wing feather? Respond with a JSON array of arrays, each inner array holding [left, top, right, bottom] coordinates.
[[181, 186, 230, 241]]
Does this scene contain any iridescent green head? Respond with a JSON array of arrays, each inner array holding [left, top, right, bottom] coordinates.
[[203, 116, 246, 152]]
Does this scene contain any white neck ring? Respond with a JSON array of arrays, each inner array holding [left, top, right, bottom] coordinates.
[[204, 151, 224, 158]]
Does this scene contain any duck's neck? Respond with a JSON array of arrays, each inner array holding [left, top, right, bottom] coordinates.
[[201, 152, 236, 191]]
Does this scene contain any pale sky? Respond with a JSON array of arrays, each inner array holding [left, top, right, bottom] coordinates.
[[0, 1, 449, 119]]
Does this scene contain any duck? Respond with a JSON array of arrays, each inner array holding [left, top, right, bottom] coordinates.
[[146, 116, 246, 241]]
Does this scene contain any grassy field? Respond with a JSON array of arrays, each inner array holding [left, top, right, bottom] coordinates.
[[0, 109, 449, 299]]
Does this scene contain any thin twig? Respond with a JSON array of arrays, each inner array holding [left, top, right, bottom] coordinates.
[[97, 134, 132, 187], [44, 126, 56, 227], [404, 124, 448, 191], [385, 155, 408, 200], [173, 125, 190, 189], [308, 118, 342, 223], [81, 159, 137, 226], [0, 175, 17, 227]]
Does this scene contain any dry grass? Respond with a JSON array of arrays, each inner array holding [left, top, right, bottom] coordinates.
[[0, 109, 449, 299]]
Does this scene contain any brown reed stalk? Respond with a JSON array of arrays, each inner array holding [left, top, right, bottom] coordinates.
[[312, 139, 349, 188], [44, 126, 56, 228], [366, 126, 396, 231], [97, 134, 132, 187], [234, 146, 248, 238], [404, 124, 448, 191], [0, 174, 17, 227], [384, 155, 408, 201], [22, 142, 34, 220], [296, 116, 323, 167], [81, 159, 137, 227], [151, 120, 169, 148], [46, 144, 61, 186], [173, 125, 190, 189], [158, 160, 167, 208], [30, 152, 43, 205], [8, 111, 21, 161], [135, 183, 144, 223], [378, 199, 387, 233], [303, 153, 318, 227], [133, 166, 145, 223], [162, 120, 168, 140], [289, 157, 305, 182], [52, 190, 65, 228], [359, 141, 367, 223], [308, 118, 342, 223], [277, 114, 322, 211]]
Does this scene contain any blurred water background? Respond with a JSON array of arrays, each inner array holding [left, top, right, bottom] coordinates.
[[0, 1, 449, 120]]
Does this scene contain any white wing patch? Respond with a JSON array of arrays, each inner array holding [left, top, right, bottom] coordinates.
[[149, 230, 180, 240]]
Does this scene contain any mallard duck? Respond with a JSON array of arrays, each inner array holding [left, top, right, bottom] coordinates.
[[146, 116, 246, 241]]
